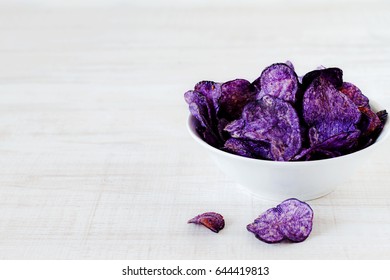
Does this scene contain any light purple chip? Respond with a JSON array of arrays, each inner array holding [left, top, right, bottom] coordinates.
[[308, 122, 360, 146], [185, 90, 212, 128], [225, 96, 302, 161], [276, 199, 314, 242], [246, 208, 284, 243], [253, 63, 299, 103], [285, 60, 295, 70], [247, 198, 314, 243]]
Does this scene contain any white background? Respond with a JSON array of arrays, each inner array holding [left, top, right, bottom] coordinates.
[[0, 0, 389, 259]]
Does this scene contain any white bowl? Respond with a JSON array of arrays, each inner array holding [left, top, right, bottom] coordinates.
[[187, 108, 389, 201]]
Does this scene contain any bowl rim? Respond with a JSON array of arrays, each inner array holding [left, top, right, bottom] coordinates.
[[187, 101, 389, 166]]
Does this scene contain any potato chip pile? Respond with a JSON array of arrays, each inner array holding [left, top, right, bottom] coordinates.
[[184, 62, 387, 161]]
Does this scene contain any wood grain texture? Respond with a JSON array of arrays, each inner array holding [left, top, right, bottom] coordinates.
[[0, 0, 389, 259]]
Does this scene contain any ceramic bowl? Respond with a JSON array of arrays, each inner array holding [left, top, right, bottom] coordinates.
[[187, 106, 389, 201]]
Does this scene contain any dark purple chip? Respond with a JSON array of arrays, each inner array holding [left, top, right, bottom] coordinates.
[[219, 79, 257, 120], [359, 106, 383, 136], [253, 63, 299, 103], [276, 199, 314, 242], [356, 107, 386, 149], [225, 96, 302, 161], [223, 138, 271, 159], [377, 110, 388, 125], [243, 139, 272, 160], [246, 208, 285, 243], [247, 198, 313, 243], [294, 148, 342, 161], [216, 117, 230, 143], [301, 67, 343, 90], [340, 82, 369, 108], [188, 212, 225, 233]]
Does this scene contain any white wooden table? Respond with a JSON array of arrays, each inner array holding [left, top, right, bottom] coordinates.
[[0, 0, 389, 259]]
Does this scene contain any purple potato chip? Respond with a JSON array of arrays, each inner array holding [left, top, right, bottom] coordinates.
[[247, 198, 313, 243], [301, 67, 343, 90], [294, 130, 360, 161], [224, 138, 272, 159], [201, 126, 220, 148], [225, 96, 302, 161], [185, 91, 211, 128], [216, 117, 230, 143], [316, 129, 360, 150], [340, 82, 369, 108], [308, 122, 359, 146], [185, 90, 222, 147], [255, 89, 266, 100], [243, 139, 272, 160], [188, 212, 225, 233], [303, 77, 361, 131], [356, 107, 385, 149], [194, 81, 222, 113], [224, 138, 254, 158], [219, 79, 257, 120], [276, 199, 314, 242], [247, 208, 285, 243], [253, 63, 299, 103], [359, 106, 382, 136]]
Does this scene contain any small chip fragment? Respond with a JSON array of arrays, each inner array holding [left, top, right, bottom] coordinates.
[[247, 198, 314, 243], [188, 212, 225, 233]]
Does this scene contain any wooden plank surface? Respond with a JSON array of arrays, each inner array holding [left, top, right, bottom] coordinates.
[[0, 0, 389, 259]]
